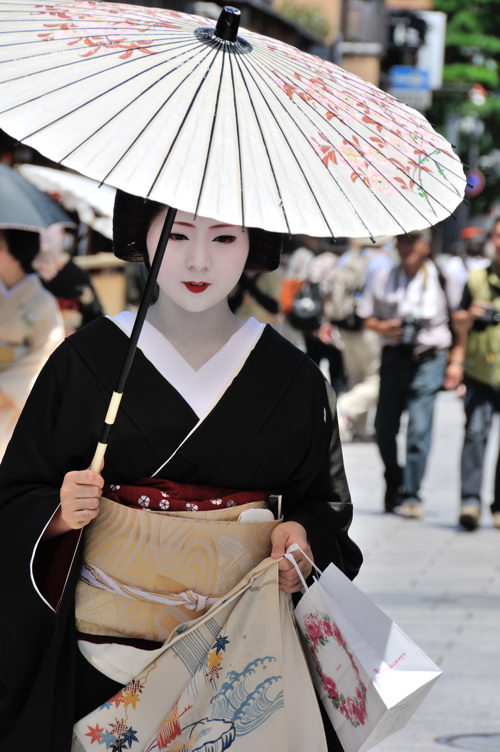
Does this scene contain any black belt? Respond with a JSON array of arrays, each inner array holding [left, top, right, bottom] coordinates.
[[385, 345, 439, 364]]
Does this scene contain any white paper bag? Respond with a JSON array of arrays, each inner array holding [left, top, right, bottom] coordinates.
[[285, 547, 441, 752]]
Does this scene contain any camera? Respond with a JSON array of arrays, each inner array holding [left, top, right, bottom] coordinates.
[[399, 315, 422, 348], [473, 307, 500, 331]]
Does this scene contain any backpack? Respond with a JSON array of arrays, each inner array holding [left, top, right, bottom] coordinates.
[[279, 277, 305, 315], [324, 250, 372, 331], [286, 281, 323, 332]]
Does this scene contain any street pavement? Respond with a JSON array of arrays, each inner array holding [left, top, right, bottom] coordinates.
[[340, 390, 500, 752]]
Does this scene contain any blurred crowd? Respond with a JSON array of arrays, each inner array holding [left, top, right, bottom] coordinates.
[[233, 214, 500, 532]]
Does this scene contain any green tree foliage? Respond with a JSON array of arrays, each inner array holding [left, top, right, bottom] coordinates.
[[430, 0, 500, 212], [437, 0, 500, 89], [277, 0, 331, 40]]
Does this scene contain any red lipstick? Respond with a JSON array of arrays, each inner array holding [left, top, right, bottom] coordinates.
[[183, 281, 210, 293]]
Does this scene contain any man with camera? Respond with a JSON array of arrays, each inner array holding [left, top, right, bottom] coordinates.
[[358, 229, 453, 518], [447, 218, 500, 531]]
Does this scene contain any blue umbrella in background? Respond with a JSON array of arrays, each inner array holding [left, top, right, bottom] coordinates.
[[0, 163, 76, 231]]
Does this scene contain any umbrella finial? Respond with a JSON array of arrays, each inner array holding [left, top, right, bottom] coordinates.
[[215, 6, 240, 42]]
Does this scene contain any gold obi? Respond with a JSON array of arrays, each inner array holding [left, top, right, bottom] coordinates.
[[75, 497, 280, 643]]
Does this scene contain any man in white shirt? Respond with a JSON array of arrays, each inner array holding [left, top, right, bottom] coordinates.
[[358, 229, 455, 518]]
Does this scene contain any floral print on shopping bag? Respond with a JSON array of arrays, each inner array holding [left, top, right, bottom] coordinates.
[[303, 612, 368, 727]]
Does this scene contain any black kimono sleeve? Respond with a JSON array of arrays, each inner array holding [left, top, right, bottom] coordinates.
[[285, 378, 363, 579], [0, 344, 86, 748]]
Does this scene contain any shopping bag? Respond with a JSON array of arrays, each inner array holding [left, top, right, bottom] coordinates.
[[285, 546, 441, 752]]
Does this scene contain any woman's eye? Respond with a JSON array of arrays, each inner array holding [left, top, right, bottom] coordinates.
[[169, 233, 188, 241], [214, 235, 236, 244]]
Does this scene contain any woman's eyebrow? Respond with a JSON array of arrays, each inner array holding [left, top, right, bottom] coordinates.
[[171, 221, 239, 230]]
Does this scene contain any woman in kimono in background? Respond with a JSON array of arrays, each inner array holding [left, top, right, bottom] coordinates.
[[0, 228, 64, 459], [33, 223, 104, 336], [0, 191, 362, 752]]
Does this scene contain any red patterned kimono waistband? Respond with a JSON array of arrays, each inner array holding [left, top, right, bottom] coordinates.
[[103, 477, 271, 512]]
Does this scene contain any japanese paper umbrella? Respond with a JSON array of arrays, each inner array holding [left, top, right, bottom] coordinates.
[[0, 1, 466, 471]]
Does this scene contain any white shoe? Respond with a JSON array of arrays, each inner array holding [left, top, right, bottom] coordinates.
[[459, 503, 480, 531], [399, 501, 424, 520]]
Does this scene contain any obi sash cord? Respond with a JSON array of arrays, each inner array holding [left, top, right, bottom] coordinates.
[[79, 562, 220, 612]]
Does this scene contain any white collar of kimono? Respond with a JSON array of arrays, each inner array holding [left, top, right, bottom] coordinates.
[[109, 311, 264, 420], [0, 273, 36, 299]]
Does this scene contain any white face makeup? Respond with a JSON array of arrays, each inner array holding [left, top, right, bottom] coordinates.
[[146, 208, 250, 313]]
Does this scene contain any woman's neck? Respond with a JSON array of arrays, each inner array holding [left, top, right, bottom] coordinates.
[[0, 267, 26, 289], [145, 294, 243, 370]]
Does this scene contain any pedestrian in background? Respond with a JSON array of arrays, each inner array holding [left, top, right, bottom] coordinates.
[[229, 266, 282, 326], [358, 229, 454, 518], [325, 237, 393, 441], [0, 228, 64, 459], [280, 235, 347, 394], [278, 236, 315, 348], [438, 228, 490, 311], [33, 223, 104, 336], [447, 217, 500, 531]]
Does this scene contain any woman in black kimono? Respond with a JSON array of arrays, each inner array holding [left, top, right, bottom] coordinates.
[[0, 191, 362, 752]]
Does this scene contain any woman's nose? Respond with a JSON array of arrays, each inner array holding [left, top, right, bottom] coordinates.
[[187, 239, 210, 271]]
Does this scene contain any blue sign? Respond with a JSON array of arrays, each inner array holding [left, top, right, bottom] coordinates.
[[388, 66, 430, 90], [465, 169, 485, 198]]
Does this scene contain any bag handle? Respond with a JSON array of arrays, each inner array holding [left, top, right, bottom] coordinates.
[[284, 543, 323, 592]]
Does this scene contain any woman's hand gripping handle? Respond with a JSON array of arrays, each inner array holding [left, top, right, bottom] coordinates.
[[271, 521, 315, 593], [43, 467, 104, 539]]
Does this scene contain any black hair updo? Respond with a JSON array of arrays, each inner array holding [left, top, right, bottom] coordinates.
[[112, 190, 282, 272], [0, 229, 40, 273]]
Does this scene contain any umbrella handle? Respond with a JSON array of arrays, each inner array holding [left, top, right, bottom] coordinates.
[[89, 204, 178, 475], [90, 391, 123, 472]]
